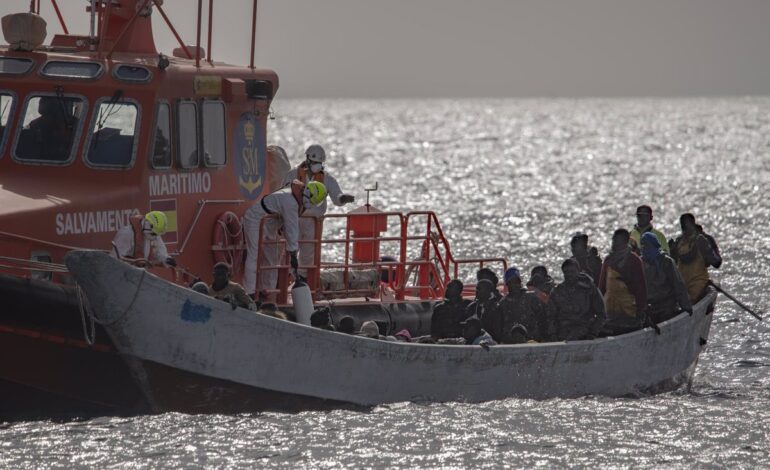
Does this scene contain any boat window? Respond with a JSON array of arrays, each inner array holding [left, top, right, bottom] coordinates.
[[114, 65, 152, 83], [177, 101, 199, 168], [0, 93, 15, 155], [14, 94, 86, 164], [85, 98, 139, 168], [201, 100, 226, 166], [151, 102, 172, 168], [41, 61, 103, 80], [0, 57, 34, 75]]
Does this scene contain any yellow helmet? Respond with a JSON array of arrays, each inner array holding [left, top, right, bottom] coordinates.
[[305, 181, 327, 206], [144, 211, 168, 236]]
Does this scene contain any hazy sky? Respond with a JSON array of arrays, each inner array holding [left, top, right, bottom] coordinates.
[[3, 0, 770, 98]]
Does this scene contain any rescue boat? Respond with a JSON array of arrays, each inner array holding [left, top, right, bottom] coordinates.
[[66, 250, 717, 411], [0, 1, 503, 414]]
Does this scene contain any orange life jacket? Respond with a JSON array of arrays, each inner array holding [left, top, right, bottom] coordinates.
[[296, 163, 325, 184]]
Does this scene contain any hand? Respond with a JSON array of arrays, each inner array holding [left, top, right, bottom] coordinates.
[[166, 257, 177, 267], [340, 194, 355, 204], [289, 251, 299, 271]]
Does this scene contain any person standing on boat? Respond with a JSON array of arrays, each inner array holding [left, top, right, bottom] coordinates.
[[282, 145, 356, 276], [599, 229, 648, 334], [629, 205, 669, 254], [242, 180, 328, 298], [550, 259, 606, 340], [640, 233, 692, 323], [111, 211, 176, 268], [465, 279, 504, 342], [208, 262, 256, 310], [496, 267, 549, 342], [430, 279, 469, 339], [670, 213, 722, 303], [570, 232, 602, 286]]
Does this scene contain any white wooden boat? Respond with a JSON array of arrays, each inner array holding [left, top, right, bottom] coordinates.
[[66, 250, 717, 412]]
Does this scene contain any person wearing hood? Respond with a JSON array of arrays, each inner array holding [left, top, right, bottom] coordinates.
[[630, 205, 669, 254], [465, 278, 504, 342], [640, 232, 692, 323], [599, 229, 648, 334], [550, 258, 606, 341], [242, 180, 328, 297], [570, 232, 602, 286], [431, 279, 470, 339], [282, 145, 355, 277], [496, 267, 549, 342], [670, 213, 722, 302]]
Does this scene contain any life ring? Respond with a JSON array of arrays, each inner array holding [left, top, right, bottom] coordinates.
[[211, 211, 245, 274]]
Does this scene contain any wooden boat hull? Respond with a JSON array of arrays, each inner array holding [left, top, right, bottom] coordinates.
[[66, 250, 716, 410]]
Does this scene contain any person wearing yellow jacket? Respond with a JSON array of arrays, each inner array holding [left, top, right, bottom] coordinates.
[[670, 213, 722, 303], [629, 205, 669, 254]]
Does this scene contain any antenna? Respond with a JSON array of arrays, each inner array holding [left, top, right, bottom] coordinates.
[[364, 182, 378, 208]]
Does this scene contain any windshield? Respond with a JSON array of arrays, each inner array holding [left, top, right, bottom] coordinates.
[[15, 94, 85, 163]]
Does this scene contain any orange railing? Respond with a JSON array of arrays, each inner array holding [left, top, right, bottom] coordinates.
[[254, 210, 508, 304]]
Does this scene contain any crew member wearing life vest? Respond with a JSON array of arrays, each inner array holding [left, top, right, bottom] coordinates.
[[629, 205, 670, 254], [242, 180, 328, 297], [670, 213, 722, 303], [281, 145, 355, 275], [599, 228, 647, 335], [111, 211, 176, 267]]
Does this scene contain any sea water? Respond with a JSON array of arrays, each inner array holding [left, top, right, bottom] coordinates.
[[1, 98, 768, 468]]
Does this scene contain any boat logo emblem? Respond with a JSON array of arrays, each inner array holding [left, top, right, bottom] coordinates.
[[234, 112, 266, 200]]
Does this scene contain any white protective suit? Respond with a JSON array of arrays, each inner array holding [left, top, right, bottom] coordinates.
[[111, 222, 169, 265], [281, 168, 346, 275], [243, 185, 309, 295]]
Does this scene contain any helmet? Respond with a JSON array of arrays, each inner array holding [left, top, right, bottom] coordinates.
[[305, 144, 326, 163], [144, 211, 168, 236], [305, 181, 327, 206]]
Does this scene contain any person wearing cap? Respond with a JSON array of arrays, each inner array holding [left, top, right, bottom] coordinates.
[[282, 145, 355, 276], [459, 316, 497, 347], [640, 232, 692, 323], [570, 232, 602, 286], [465, 279, 504, 342], [599, 229, 648, 335], [242, 179, 328, 297], [357, 320, 382, 339], [111, 211, 175, 268], [550, 258, 606, 340], [208, 261, 256, 310], [476, 267, 503, 301], [630, 205, 669, 254], [430, 279, 470, 339], [496, 267, 549, 343], [670, 213, 722, 302]]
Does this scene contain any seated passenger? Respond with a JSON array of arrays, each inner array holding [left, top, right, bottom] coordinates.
[[570, 232, 602, 286], [670, 213, 722, 303], [460, 316, 497, 347], [527, 266, 555, 296], [357, 320, 381, 339], [393, 329, 412, 342], [337, 316, 355, 334], [550, 259, 606, 340], [527, 273, 551, 304], [476, 267, 503, 301], [191, 282, 210, 295], [310, 307, 336, 331], [257, 302, 288, 320], [465, 279, 504, 342], [209, 262, 256, 310], [599, 229, 647, 335], [507, 324, 529, 344], [641, 232, 693, 323], [430, 279, 469, 339], [497, 267, 549, 343]]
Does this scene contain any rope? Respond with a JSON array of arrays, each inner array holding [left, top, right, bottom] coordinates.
[[0, 256, 69, 272], [75, 269, 147, 327], [76, 284, 96, 345]]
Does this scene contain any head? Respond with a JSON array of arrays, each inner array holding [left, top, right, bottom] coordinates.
[[611, 228, 630, 252], [445, 279, 464, 301], [191, 282, 209, 294], [305, 144, 326, 174], [531, 265, 548, 278], [143, 211, 168, 237], [359, 320, 380, 339], [508, 324, 529, 344], [527, 273, 546, 291], [640, 232, 662, 261], [476, 267, 498, 286], [338, 316, 355, 334], [310, 308, 331, 328], [680, 213, 697, 235], [504, 267, 522, 290], [394, 329, 412, 342], [212, 262, 232, 285], [636, 205, 653, 228], [570, 232, 589, 257], [462, 317, 482, 341], [561, 258, 581, 284], [475, 279, 494, 300], [260, 302, 277, 313], [304, 181, 328, 208]]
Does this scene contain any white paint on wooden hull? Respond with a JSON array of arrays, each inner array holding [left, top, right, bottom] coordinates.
[[66, 251, 716, 406]]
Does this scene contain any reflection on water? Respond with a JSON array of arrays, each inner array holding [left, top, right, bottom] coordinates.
[[1, 99, 768, 468]]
